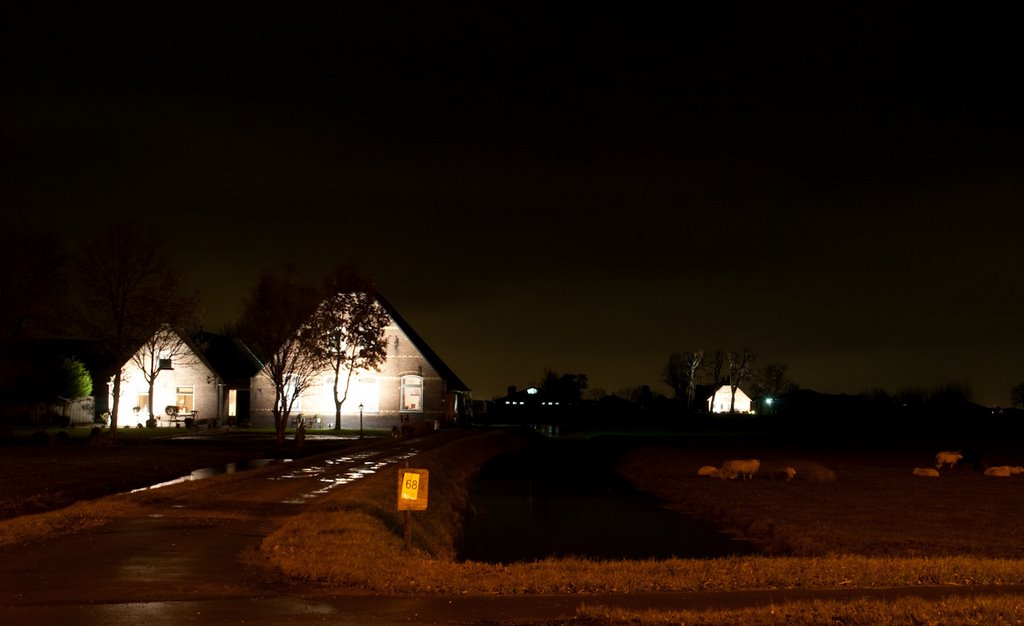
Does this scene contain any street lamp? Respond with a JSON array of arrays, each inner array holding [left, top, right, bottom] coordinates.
[[359, 403, 364, 439]]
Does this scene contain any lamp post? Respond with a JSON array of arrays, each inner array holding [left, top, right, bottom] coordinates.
[[359, 403, 364, 439]]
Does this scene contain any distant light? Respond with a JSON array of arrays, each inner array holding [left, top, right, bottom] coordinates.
[[766, 397, 774, 406], [526, 387, 538, 395]]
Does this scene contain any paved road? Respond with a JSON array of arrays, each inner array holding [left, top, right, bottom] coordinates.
[[0, 431, 488, 625], [3, 428, 1024, 625]]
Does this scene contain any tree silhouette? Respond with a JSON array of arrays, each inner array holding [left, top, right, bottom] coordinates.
[[706, 350, 726, 412], [727, 348, 756, 413], [238, 268, 322, 445], [71, 222, 191, 435], [663, 350, 703, 411], [129, 324, 203, 425], [308, 270, 390, 432]]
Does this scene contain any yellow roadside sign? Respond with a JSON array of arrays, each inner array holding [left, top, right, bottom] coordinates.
[[397, 468, 429, 511]]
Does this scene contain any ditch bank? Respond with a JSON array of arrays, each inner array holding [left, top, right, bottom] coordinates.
[[459, 436, 758, 562]]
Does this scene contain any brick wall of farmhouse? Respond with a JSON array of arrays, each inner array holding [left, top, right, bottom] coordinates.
[[249, 318, 448, 430], [113, 350, 219, 428]]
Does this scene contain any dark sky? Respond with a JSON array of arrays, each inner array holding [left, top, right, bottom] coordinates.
[[3, 3, 1024, 405]]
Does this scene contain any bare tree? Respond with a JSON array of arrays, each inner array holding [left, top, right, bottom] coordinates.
[[1012, 382, 1024, 410], [129, 323, 203, 425], [756, 361, 796, 397], [667, 350, 700, 413], [308, 275, 390, 432], [238, 268, 322, 445], [663, 350, 704, 411], [71, 222, 189, 435], [727, 348, 756, 413], [707, 350, 726, 412], [753, 360, 796, 414]]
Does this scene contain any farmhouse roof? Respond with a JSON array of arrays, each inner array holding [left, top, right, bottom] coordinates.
[[375, 294, 469, 393]]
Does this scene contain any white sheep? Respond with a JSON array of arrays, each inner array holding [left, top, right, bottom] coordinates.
[[985, 466, 1012, 477], [721, 459, 760, 480], [935, 450, 962, 469], [697, 465, 719, 477], [715, 467, 737, 479], [772, 466, 797, 481], [912, 467, 940, 477]]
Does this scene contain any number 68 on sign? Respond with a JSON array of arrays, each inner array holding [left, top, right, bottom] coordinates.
[[397, 468, 429, 511]]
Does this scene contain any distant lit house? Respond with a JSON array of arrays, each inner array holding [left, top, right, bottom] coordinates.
[[248, 295, 470, 430], [486, 384, 580, 423], [707, 384, 753, 414]]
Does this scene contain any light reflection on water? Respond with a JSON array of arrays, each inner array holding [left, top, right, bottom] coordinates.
[[275, 449, 420, 504]]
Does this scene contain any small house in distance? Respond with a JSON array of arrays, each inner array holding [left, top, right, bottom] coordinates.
[[707, 384, 753, 414]]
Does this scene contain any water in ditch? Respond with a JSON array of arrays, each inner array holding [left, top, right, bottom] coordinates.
[[458, 437, 758, 563]]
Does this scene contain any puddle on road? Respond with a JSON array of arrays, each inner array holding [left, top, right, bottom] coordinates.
[[127, 447, 424, 504], [129, 459, 282, 493], [272, 449, 421, 504]]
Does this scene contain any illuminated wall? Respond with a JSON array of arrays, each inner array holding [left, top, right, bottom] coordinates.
[[249, 309, 455, 430], [110, 334, 222, 428], [707, 384, 753, 414]]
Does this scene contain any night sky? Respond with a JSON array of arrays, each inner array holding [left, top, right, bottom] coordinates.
[[3, 4, 1024, 405]]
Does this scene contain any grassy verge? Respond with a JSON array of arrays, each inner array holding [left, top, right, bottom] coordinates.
[[575, 594, 1024, 625]]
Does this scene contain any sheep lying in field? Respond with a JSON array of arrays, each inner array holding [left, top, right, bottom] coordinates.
[[697, 465, 719, 477], [721, 458, 760, 480], [772, 466, 797, 481], [912, 467, 940, 477], [935, 450, 962, 469], [984, 466, 1015, 477]]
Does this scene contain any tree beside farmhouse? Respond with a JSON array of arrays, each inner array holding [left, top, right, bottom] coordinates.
[[238, 269, 322, 445], [128, 324, 202, 426], [71, 222, 195, 435], [308, 289, 390, 431]]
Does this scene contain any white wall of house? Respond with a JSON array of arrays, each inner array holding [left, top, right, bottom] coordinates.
[[249, 314, 450, 430], [111, 344, 220, 428], [707, 384, 753, 414]]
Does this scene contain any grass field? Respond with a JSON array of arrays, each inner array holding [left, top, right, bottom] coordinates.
[[615, 433, 1024, 558]]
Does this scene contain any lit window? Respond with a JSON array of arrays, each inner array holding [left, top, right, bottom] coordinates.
[[352, 376, 379, 413], [227, 390, 237, 417], [176, 386, 194, 413], [400, 375, 423, 412]]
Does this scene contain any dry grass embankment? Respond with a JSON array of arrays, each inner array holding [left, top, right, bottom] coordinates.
[[576, 594, 1024, 626], [261, 430, 1024, 595]]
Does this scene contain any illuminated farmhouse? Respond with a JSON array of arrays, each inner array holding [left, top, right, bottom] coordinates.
[[108, 329, 261, 428], [707, 384, 753, 414], [248, 295, 470, 431]]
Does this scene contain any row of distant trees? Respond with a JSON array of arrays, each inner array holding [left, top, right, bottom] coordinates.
[[660, 349, 797, 413], [0, 218, 389, 443], [523, 349, 796, 415], [529, 352, 989, 419]]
